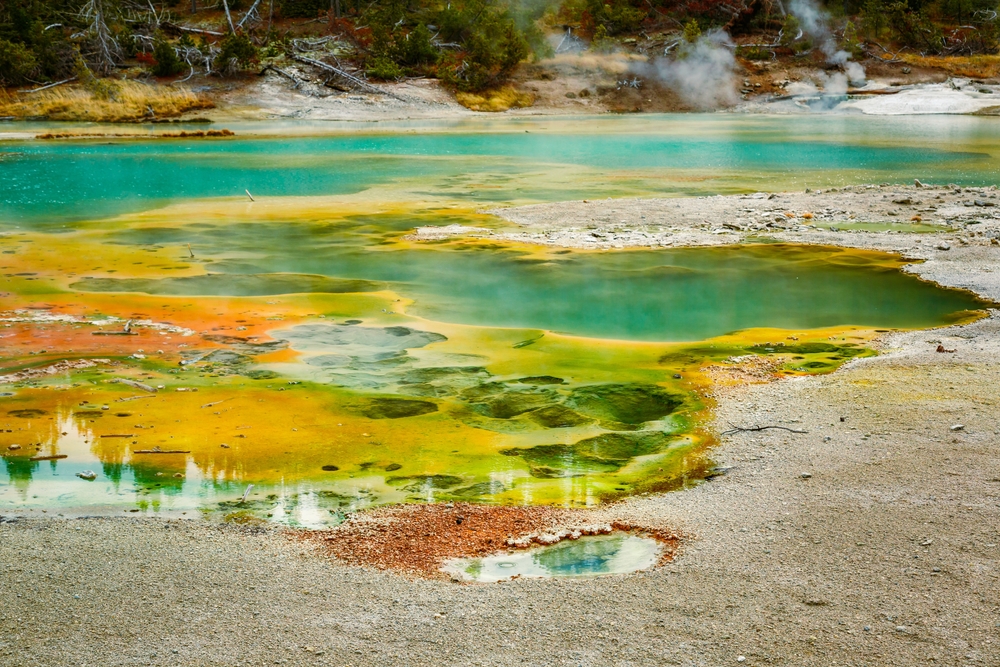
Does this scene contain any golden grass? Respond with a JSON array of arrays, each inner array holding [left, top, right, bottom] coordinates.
[[455, 86, 535, 112], [0, 80, 214, 122], [897, 53, 1000, 79]]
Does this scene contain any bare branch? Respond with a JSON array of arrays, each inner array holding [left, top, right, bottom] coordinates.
[[18, 77, 77, 94], [236, 0, 264, 30], [721, 423, 809, 436]]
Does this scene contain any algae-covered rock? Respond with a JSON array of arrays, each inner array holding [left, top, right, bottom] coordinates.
[[501, 431, 673, 478], [527, 405, 594, 428], [468, 388, 557, 419], [386, 474, 464, 492], [400, 366, 490, 384], [200, 349, 252, 365], [572, 432, 671, 460], [244, 369, 280, 380], [511, 375, 565, 385], [749, 342, 866, 357], [8, 409, 46, 418], [567, 383, 683, 426], [361, 397, 438, 419], [397, 366, 492, 397], [449, 481, 507, 497], [458, 382, 508, 401]]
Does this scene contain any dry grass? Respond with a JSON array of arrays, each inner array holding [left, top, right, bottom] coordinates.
[[0, 80, 214, 122], [455, 86, 535, 112], [897, 53, 1000, 79]]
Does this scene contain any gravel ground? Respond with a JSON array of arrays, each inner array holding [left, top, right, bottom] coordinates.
[[418, 183, 1000, 254], [3, 187, 1000, 666]]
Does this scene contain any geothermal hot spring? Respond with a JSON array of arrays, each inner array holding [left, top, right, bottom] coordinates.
[[1, 114, 997, 539]]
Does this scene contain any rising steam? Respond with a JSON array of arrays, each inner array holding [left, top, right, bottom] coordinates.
[[634, 31, 739, 110], [788, 0, 865, 84]]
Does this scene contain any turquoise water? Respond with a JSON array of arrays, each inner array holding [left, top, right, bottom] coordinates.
[[443, 533, 663, 581], [2, 114, 998, 520], [77, 227, 989, 341], [3, 114, 1000, 224]]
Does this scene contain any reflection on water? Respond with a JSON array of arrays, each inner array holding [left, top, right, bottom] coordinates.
[[443, 533, 663, 582]]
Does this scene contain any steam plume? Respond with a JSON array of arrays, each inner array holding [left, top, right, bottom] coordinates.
[[788, 0, 865, 84], [635, 31, 738, 110]]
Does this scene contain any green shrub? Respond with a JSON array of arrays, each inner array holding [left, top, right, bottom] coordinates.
[[0, 37, 37, 85], [214, 33, 258, 74], [683, 19, 701, 43], [278, 0, 329, 19], [400, 24, 439, 67], [152, 39, 185, 77], [886, 2, 942, 53], [590, 24, 615, 51], [841, 20, 862, 59], [736, 45, 773, 61], [779, 13, 801, 47], [442, 6, 529, 92], [585, 0, 644, 36], [366, 56, 404, 80]]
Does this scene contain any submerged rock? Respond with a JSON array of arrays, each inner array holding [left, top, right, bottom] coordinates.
[[361, 398, 438, 419], [527, 405, 594, 428], [502, 431, 674, 478], [510, 375, 565, 385], [567, 383, 683, 427], [449, 481, 507, 497], [7, 409, 46, 418], [386, 474, 465, 492], [468, 389, 557, 420]]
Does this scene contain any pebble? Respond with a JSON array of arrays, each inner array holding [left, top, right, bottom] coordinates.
[[950, 424, 964, 431], [737, 657, 746, 663], [800, 472, 812, 479]]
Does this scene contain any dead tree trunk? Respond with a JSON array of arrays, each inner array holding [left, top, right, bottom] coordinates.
[[81, 0, 121, 75], [221, 0, 235, 33]]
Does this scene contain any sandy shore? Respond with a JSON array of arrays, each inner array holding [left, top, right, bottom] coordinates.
[[3, 186, 1000, 666]]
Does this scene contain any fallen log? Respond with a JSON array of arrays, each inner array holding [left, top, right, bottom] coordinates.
[[100, 434, 134, 438], [30, 454, 68, 461], [161, 21, 225, 37], [846, 88, 901, 96], [259, 64, 303, 89], [289, 54, 407, 101], [113, 378, 157, 393], [19, 77, 77, 94]]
